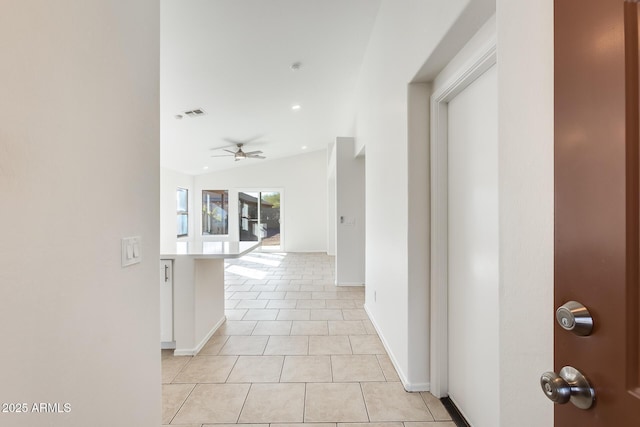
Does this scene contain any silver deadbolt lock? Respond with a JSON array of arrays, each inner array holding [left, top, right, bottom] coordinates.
[[540, 366, 595, 409], [556, 301, 593, 336]]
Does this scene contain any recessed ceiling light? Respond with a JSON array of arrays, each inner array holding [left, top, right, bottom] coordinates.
[[291, 104, 301, 111], [203, 166, 209, 170], [301, 146, 307, 150]]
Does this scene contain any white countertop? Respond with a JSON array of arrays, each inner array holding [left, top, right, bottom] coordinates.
[[161, 241, 261, 259]]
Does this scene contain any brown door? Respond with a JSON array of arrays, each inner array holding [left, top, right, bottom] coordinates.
[[555, 0, 640, 425]]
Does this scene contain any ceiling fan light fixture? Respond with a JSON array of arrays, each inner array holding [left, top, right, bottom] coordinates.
[[211, 141, 266, 161]]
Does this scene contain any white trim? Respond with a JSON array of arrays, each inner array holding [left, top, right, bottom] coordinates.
[[173, 315, 226, 356], [429, 37, 497, 398], [335, 282, 365, 287], [364, 304, 429, 392], [160, 341, 176, 350]]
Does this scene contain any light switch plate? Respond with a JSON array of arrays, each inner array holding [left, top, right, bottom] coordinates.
[[122, 236, 142, 267]]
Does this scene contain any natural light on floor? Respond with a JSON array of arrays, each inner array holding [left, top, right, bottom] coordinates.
[[224, 264, 268, 280], [252, 251, 288, 260], [240, 255, 283, 267]]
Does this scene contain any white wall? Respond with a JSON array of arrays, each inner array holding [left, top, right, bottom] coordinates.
[[356, 0, 467, 390], [334, 137, 365, 285], [0, 1, 161, 426], [355, 0, 553, 424], [356, 0, 495, 391], [161, 168, 195, 252], [407, 82, 431, 387], [193, 150, 328, 252], [497, 0, 554, 425]]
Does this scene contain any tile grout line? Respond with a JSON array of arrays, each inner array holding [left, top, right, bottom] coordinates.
[[359, 381, 371, 422], [419, 390, 439, 422], [169, 354, 194, 384], [224, 355, 241, 383], [373, 351, 388, 383], [348, 333, 355, 355], [278, 350, 286, 383], [235, 382, 253, 424], [302, 382, 308, 423], [167, 382, 197, 425], [330, 355, 335, 383]]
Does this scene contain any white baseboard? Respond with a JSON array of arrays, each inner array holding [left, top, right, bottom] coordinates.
[[335, 282, 365, 287], [173, 316, 226, 356], [363, 304, 430, 392], [160, 341, 176, 350]]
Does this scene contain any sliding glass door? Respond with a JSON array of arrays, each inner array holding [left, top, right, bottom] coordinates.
[[238, 191, 281, 249], [260, 192, 280, 247], [239, 192, 260, 242]]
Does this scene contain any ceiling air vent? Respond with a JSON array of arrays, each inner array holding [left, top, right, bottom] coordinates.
[[184, 108, 206, 118]]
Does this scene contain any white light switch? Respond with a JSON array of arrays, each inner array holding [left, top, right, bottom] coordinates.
[[122, 236, 142, 267]]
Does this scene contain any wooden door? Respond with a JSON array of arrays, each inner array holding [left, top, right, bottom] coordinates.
[[555, 0, 640, 424]]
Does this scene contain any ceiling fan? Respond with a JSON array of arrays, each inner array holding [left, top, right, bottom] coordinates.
[[210, 141, 266, 161]]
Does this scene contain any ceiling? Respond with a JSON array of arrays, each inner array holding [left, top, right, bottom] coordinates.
[[160, 0, 382, 175]]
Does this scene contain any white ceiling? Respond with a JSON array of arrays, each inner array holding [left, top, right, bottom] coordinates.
[[160, 0, 382, 175]]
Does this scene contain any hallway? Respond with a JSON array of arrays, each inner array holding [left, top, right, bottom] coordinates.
[[162, 252, 453, 426]]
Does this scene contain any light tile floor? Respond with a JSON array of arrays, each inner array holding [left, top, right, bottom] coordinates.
[[162, 252, 454, 427]]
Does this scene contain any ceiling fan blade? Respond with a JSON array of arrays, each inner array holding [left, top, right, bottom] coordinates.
[[210, 154, 234, 157], [223, 149, 237, 154], [224, 135, 264, 145], [209, 144, 234, 151], [248, 155, 266, 159], [243, 150, 263, 155]]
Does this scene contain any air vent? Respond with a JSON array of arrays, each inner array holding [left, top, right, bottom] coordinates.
[[184, 108, 206, 117]]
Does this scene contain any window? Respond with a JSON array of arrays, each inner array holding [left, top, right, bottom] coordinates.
[[202, 190, 229, 235], [176, 188, 188, 237]]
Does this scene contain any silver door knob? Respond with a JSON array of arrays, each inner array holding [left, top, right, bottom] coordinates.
[[540, 366, 595, 409], [556, 301, 593, 336]]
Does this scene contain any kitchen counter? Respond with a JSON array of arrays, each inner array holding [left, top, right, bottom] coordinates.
[[161, 241, 260, 355], [161, 241, 260, 259]]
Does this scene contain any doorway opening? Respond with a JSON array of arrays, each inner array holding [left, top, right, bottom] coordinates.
[[239, 191, 282, 250]]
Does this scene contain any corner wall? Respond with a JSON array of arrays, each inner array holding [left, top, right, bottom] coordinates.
[[356, 0, 472, 389], [356, 8, 550, 425], [0, 1, 161, 425], [497, 0, 554, 424]]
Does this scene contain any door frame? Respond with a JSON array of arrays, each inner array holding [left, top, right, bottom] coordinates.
[[429, 36, 496, 398]]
